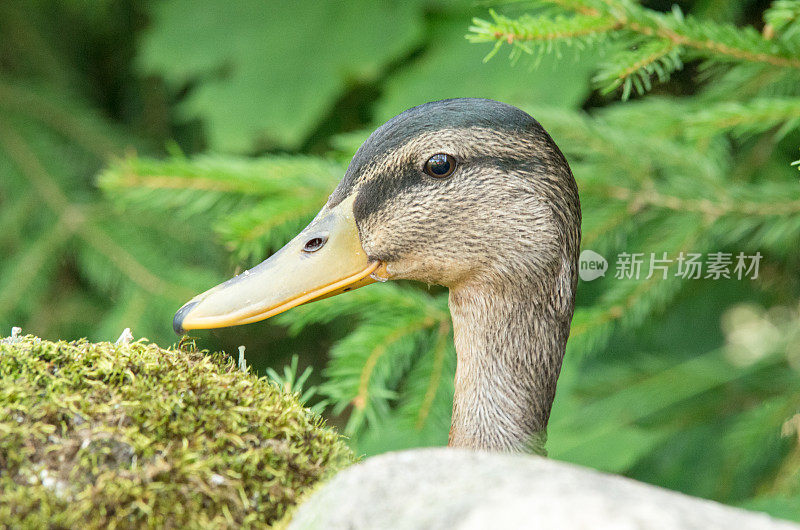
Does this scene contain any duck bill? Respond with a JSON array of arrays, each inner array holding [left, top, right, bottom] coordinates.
[[173, 195, 380, 333]]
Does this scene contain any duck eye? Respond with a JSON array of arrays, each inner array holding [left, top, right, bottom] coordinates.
[[302, 235, 327, 253], [424, 153, 456, 178]]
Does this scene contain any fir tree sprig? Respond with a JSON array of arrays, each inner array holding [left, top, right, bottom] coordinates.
[[593, 39, 682, 99], [0, 85, 207, 342], [469, 12, 620, 64], [265, 354, 329, 415], [469, 1, 800, 98], [100, 154, 342, 263], [764, 0, 800, 42], [277, 282, 450, 437], [682, 98, 800, 140]]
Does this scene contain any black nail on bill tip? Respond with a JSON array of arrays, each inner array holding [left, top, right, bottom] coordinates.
[[173, 300, 199, 335]]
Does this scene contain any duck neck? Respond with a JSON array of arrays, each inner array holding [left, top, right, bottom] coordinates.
[[447, 278, 571, 454]]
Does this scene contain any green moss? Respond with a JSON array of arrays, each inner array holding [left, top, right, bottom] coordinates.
[[0, 336, 354, 528]]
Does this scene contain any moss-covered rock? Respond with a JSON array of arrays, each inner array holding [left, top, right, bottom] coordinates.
[[0, 335, 354, 528]]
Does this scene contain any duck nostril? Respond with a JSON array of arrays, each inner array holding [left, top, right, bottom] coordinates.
[[303, 236, 328, 253]]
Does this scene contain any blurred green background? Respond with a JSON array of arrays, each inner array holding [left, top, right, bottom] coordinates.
[[2, 0, 799, 521]]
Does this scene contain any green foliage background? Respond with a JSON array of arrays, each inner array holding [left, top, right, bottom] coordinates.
[[2, 0, 800, 521]]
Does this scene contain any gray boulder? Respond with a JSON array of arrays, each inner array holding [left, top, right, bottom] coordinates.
[[290, 448, 798, 530]]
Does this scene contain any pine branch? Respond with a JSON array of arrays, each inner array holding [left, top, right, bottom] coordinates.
[[560, 297, 800, 476], [468, 10, 619, 64], [352, 317, 435, 412], [764, 0, 800, 43], [277, 283, 450, 436], [0, 118, 72, 211], [79, 220, 194, 300], [0, 121, 192, 301], [643, 8, 800, 68], [472, 10, 619, 44], [470, 1, 800, 97], [598, 0, 800, 67], [0, 80, 229, 343], [216, 197, 324, 262], [569, 225, 709, 356], [550, 348, 777, 470], [0, 81, 119, 159], [528, 106, 724, 184], [590, 182, 800, 218], [700, 62, 800, 102], [0, 195, 35, 249], [594, 39, 682, 99], [415, 321, 451, 430], [386, 327, 457, 446], [683, 98, 800, 139], [582, 95, 800, 144], [265, 354, 329, 415], [100, 154, 343, 262], [100, 154, 340, 217], [0, 223, 68, 318]]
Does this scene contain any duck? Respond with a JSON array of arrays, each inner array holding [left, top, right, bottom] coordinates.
[[173, 98, 581, 453]]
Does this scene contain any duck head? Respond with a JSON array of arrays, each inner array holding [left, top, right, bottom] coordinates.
[[173, 98, 581, 452], [174, 98, 579, 332]]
